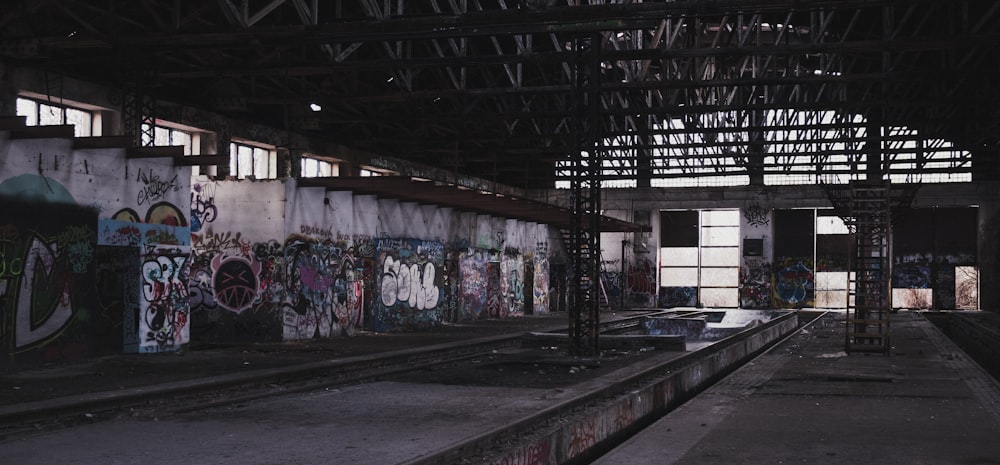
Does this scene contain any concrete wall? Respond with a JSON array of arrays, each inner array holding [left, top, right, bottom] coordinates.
[[0, 130, 192, 366], [582, 183, 998, 311], [0, 129, 557, 367]]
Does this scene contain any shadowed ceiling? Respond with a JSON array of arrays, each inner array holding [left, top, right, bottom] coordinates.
[[3, 0, 999, 189]]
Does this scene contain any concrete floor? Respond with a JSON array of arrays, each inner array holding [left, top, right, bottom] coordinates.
[[1, 310, 998, 464], [594, 311, 1000, 465]]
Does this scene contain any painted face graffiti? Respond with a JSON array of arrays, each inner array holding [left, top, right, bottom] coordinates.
[[211, 254, 262, 314]]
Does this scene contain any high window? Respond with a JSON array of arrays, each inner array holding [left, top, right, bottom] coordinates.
[[301, 157, 338, 178], [230, 141, 278, 180], [16, 96, 99, 137], [141, 123, 198, 155]]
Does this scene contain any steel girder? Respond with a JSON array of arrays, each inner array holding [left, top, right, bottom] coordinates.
[[1, 1, 998, 188]]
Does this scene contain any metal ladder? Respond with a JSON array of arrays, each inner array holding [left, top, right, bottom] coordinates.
[[845, 181, 892, 355]]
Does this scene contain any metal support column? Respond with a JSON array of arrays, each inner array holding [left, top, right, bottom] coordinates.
[[568, 32, 602, 358], [121, 59, 157, 147]]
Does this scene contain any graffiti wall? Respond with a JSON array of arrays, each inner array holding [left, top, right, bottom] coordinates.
[[189, 180, 287, 343], [659, 287, 697, 308], [1, 201, 101, 366], [281, 236, 362, 339], [373, 238, 445, 332], [500, 254, 525, 317], [532, 254, 550, 315], [739, 257, 772, 309], [625, 258, 657, 308], [1, 132, 563, 362], [487, 260, 503, 318], [0, 136, 191, 365], [134, 245, 190, 353], [893, 207, 979, 310], [892, 254, 933, 309], [98, 219, 192, 352], [458, 250, 489, 321], [771, 257, 815, 308]]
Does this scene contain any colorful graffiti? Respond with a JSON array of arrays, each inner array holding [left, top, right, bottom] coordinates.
[[892, 256, 932, 289], [487, 260, 503, 318], [626, 258, 657, 307], [459, 251, 489, 321], [136, 246, 190, 353], [112, 201, 188, 227], [494, 442, 551, 465], [1, 202, 99, 366], [772, 258, 814, 308], [99, 219, 191, 247], [190, 182, 218, 233], [373, 238, 444, 332], [282, 236, 362, 339], [189, 229, 279, 343], [740, 258, 772, 309], [500, 254, 525, 317], [659, 286, 697, 308], [532, 256, 550, 315], [211, 254, 262, 313], [565, 417, 598, 459]]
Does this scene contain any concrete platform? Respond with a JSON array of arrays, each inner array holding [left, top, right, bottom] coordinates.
[[1, 309, 998, 465], [0, 312, 578, 421], [594, 310, 1000, 465]]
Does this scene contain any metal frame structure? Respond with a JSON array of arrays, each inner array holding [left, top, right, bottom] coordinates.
[[567, 32, 602, 357], [1, 1, 996, 189], [2, 1, 999, 353]]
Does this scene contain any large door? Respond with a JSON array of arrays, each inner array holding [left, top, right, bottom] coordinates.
[[659, 209, 740, 308]]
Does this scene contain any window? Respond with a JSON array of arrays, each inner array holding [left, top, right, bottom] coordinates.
[[142, 123, 197, 155], [16, 96, 98, 137], [230, 141, 278, 180], [301, 157, 338, 178]]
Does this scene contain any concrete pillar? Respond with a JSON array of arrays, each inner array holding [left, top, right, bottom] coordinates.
[[979, 193, 1000, 311]]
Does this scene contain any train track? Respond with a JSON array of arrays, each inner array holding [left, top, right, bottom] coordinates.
[[0, 312, 664, 440]]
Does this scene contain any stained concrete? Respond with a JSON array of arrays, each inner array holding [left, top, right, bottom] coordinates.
[[1, 310, 998, 465], [594, 310, 1000, 465]]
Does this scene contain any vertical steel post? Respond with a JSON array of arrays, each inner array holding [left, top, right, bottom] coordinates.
[[568, 32, 603, 357]]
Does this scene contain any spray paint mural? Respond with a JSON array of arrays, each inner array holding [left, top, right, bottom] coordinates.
[[1, 202, 99, 366], [772, 257, 814, 308], [136, 245, 190, 353], [500, 254, 525, 317], [892, 255, 932, 290], [189, 182, 219, 233], [532, 255, 550, 315], [659, 287, 697, 308], [98, 219, 192, 353], [458, 250, 489, 321], [282, 236, 363, 339], [373, 238, 444, 332], [188, 228, 285, 342], [740, 257, 772, 309], [626, 258, 658, 307], [487, 260, 503, 318]]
